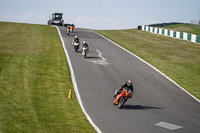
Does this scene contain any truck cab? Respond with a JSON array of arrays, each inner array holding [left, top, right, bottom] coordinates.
[[47, 13, 64, 26]]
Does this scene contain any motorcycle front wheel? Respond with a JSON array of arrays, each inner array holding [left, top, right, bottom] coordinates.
[[74, 46, 78, 52], [118, 97, 125, 109], [84, 50, 87, 58]]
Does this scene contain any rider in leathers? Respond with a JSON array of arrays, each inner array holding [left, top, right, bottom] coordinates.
[[66, 25, 70, 33], [114, 79, 134, 98], [72, 36, 80, 46], [82, 41, 89, 51]]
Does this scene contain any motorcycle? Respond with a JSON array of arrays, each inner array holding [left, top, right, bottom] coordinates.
[[114, 87, 132, 109], [66, 28, 70, 35], [73, 42, 80, 52], [82, 47, 88, 58], [70, 25, 74, 33]]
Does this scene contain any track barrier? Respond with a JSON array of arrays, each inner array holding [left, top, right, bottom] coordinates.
[[140, 25, 200, 44]]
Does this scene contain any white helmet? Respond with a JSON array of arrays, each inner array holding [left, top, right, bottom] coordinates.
[[127, 79, 132, 87], [83, 41, 86, 44]]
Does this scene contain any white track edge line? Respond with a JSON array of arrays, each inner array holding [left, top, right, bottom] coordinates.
[[56, 26, 102, 133], [93, 31, 200, 103]]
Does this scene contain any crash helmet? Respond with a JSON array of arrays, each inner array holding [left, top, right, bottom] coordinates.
[[83, 41, 86, 44], [75, 36, 78, 38], [127, 79, 132, 87]]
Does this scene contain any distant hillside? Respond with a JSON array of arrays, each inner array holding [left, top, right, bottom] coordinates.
[[148, 22, 185, 27]]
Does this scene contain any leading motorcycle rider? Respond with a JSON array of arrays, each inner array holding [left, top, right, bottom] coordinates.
[[114, 79, 134, 98]]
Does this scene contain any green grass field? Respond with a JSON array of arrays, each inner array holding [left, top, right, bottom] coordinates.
[[0, 22, 96, 133], [95, 25, 200, 100]]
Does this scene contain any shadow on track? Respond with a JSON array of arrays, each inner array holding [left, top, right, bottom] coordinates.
[[86, 57, 100, 59], [122, 105, 162, 110], [75, 51, 82, 53]]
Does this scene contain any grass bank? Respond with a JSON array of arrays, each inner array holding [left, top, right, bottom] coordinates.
[[94, 26, 200, 100], [163, 24, 200, 35], [0, 22, 96, 133]]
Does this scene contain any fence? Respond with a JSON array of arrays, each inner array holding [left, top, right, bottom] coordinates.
[[141, 25, 200, 44]]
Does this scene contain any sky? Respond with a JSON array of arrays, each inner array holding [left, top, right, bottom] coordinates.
[[0, 0, 199, 30]]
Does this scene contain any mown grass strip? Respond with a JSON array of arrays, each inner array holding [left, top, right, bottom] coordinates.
[[94, 28, 200, 100], [0, 22, 96, 133]]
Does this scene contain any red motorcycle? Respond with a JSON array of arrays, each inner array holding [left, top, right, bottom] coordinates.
[[114, 88, 132, 109]]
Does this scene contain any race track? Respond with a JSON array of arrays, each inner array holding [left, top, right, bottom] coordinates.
[[58, 27, 200, 133]]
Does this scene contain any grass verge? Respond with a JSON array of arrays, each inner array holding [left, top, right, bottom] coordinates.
[[94, 27, 200, 100], [0, 22, 96, 133]]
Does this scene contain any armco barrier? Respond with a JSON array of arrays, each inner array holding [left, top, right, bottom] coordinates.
[[142, 25, 200, 44]]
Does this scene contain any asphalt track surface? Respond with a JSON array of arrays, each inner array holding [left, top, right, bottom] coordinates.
[[58, 27, 200, 133]]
